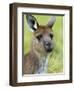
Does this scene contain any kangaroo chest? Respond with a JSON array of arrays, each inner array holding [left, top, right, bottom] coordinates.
[[36, 57, 48, 74]]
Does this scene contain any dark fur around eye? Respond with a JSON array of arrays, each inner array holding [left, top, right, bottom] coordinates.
[[36, 34, 42, 41], [49, 33, 53, 39]]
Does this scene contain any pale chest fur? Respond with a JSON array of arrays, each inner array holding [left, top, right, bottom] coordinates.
[[35, 57, 48, 74]]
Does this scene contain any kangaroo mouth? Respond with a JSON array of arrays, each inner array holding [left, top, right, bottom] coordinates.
[[45, 48, 53, 53]]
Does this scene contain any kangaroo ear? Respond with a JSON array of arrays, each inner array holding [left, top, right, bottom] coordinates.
[[47, 16, 56, 28], [26, 14, 39, 31]]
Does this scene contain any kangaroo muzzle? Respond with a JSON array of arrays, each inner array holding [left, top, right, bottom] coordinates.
[[44, 40, 54, 52]]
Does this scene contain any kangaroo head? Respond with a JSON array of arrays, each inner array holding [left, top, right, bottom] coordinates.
[[26, 14, 56, 53]]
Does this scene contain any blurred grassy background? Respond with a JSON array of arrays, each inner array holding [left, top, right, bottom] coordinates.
[[24, 14, 63, 73]]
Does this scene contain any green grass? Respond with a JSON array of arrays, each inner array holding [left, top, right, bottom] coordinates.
[[24, 14, 63, 73]]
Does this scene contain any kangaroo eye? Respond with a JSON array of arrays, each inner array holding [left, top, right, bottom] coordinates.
[[36, 34, 42, 41], [49, 33, 53, 39]]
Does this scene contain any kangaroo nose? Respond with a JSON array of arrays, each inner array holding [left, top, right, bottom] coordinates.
[[45, 42, 51, 47]]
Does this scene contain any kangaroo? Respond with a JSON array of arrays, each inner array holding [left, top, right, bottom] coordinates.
[[23, 14, 56, 74]]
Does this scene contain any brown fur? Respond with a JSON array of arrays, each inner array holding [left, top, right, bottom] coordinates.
[[34, 26, 53, 36], [24, 52, 39, 74], [23, 26, 52, 74]]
